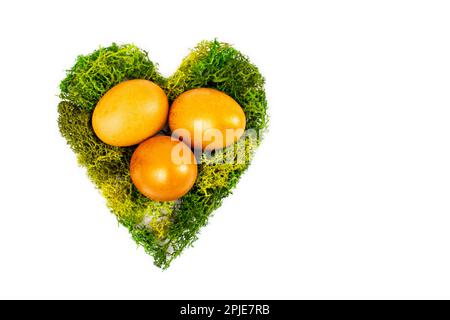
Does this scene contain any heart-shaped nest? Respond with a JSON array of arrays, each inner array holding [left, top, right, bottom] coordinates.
[[58, 40, 268, 268]]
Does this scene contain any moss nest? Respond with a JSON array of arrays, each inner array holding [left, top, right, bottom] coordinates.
[[58, 40, 268, 269]]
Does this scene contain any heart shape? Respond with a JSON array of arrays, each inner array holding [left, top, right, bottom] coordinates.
[[57, 40, 268, 268]]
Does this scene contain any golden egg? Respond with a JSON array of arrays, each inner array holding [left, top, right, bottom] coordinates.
[[169, 88, 246, 150], [92, 79, 168, 147], [130, 136, 198, 201]]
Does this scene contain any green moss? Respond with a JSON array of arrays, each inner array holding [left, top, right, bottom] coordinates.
[[57, 101, 175, 233], [60, 43, 165, 110], [58, 40, 268, 269]]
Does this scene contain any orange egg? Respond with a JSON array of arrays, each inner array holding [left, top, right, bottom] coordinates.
[[130, 136, 197, 201], [92, 79, 168, 147], [169, 88, 246, 150]]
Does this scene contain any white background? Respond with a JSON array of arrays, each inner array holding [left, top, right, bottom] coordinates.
[[0, 0, 449, 299]]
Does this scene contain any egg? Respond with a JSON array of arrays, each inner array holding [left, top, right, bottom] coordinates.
[[92, 79, 168, 147], [169, 88, 246, 150], [130, 136, 197, 201]]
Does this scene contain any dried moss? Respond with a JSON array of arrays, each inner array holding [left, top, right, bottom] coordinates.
[[58, 40, 268, 269]]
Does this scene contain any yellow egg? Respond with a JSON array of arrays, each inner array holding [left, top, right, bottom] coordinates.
[[169, 88, 246, 150], [92, 79, 168, 147]]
